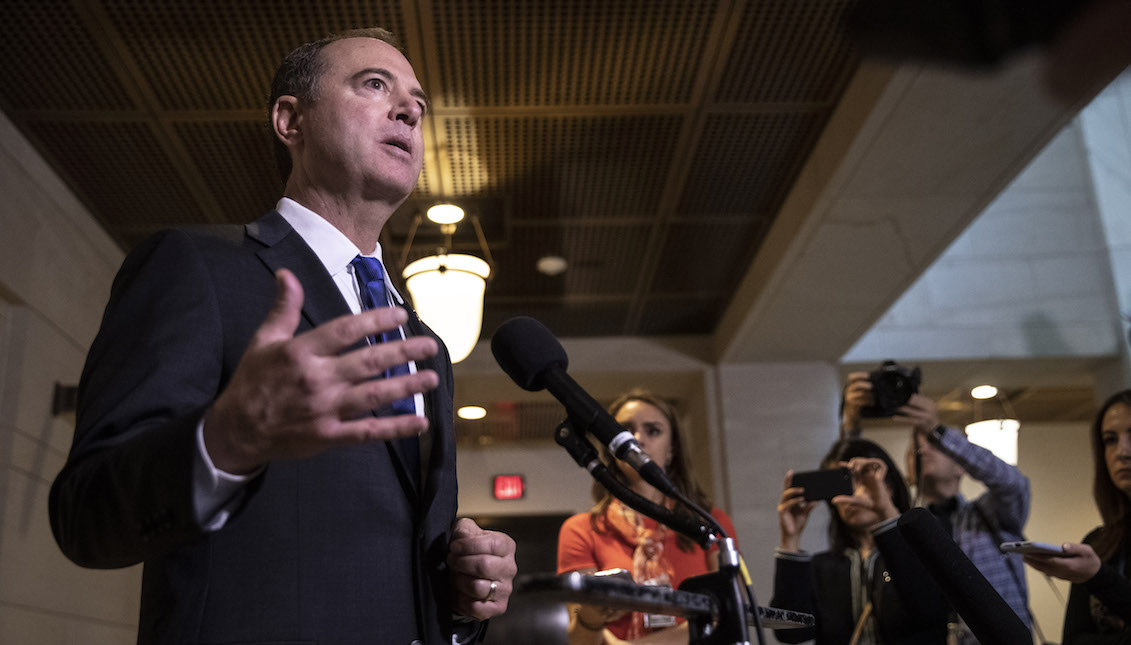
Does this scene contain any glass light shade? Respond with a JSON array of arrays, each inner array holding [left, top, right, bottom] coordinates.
[[970, 385, 998, 399], [964, 418, 1020, 465], [426, 203, 465, 224], [403, 253, 490, 363], [458, 405, 487, 420]]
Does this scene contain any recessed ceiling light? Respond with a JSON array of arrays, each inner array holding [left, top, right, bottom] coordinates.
[[457, 405, 487, 420], [971, 385, 998, 399], [536, 255, 568, 276], [427, 203, 465, 225]]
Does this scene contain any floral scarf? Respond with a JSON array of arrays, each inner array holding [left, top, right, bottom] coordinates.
[[605, 499, 676, 638]]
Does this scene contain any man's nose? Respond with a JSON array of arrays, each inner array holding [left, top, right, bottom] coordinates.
[[392, 92, 422, 126]]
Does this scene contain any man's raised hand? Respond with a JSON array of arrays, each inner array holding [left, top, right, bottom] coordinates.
[[203, 269, 439, 474]]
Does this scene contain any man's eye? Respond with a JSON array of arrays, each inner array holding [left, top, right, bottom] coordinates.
[[367, 78, 386, 90]]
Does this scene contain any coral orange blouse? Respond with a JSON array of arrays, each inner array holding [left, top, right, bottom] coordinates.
[[557, 502, 738, 640]]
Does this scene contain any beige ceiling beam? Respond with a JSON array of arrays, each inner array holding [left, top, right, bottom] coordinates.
[[713, 54, 1095, 364]]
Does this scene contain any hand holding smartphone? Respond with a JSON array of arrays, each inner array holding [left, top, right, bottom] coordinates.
[[791, 467, 853, 501], [999, 541, 1066, 556]]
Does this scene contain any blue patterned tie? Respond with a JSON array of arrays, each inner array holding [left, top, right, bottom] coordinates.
[[350, 255, 420, 480]]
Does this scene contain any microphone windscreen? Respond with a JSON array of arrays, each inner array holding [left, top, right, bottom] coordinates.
[[491, 316, 569, 392], [897, 508, 1030, 645]]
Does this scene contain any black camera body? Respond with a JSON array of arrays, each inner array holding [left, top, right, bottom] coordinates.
[[861, 360, 922, 418]]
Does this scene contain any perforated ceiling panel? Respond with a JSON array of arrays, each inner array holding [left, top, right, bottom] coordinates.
[[637, 295, 728, 336], [0, 2, 134, 112], [483, 300, 633, 339], [24, 120, 201, 231], [442, 115, 682, 217], [678, 112, 826, 215], [1, 0, 863, 339], [173, 121, 284, 223], [430, 0, 721, 107], [103, 0, 409, 111], [487, 223, 653, 298], [650, 219, 771, 295], [716, 0, 860, 104]]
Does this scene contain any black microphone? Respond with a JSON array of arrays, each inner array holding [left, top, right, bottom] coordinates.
[[554, 420, 714, 548], [897, 508, 1031, 645], [491, 316, 680, 499]]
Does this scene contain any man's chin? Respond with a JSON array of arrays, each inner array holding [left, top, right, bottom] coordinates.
[[363, 176, 421, 206]]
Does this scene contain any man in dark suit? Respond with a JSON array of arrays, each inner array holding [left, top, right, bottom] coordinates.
[[49, 27, 516, 645]]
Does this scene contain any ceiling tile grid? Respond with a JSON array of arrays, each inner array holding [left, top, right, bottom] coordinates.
[[485, 223, 653, 298], [482, 300, 632, 339], [716, 0, 860, 104], [636, 294, 729, 336], [0, 0, 866, 339], [102, 0, 409, 111], [0, 1, 134, 112], [442, 115, 683, 218], [678, 112, 827, 215], [24, 120, 201, 237], [172, 121, 285, 224], [429, 0, 722, 107], [650, 217, 771, 296]]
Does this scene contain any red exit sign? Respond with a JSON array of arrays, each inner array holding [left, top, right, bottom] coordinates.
[[493, 475, 525, 500]]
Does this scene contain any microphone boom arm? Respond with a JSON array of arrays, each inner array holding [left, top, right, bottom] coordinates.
[[554, 417, 762, 644], [554, 419, 717, 549]]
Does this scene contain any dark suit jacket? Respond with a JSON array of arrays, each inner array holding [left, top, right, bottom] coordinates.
[[771, 524, 949, 645], [49, 211, 461, 645]]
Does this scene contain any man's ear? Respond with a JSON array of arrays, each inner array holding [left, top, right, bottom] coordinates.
[[272, 95, 302, 147]]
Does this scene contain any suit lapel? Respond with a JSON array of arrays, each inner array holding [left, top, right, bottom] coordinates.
[[247, 211, 352, 330], [246, 211, 422, 504]]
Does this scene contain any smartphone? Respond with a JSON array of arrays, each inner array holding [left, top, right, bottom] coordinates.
[[999, 541, 1066, 556], [791, 467, 853, 501]]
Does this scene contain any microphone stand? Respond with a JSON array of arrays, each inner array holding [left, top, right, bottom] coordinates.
[[554, 419, 765, 645]]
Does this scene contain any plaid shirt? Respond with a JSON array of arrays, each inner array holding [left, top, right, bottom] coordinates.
[[933, 426, 1033, 643]]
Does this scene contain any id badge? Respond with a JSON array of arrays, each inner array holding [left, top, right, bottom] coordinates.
[[644, 612, 676, 629], [640, 579, 676, 629]]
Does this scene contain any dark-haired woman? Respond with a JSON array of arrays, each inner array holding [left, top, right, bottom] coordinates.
[[557, 390, 736, 644], [1024, 389, 1131, 644], [772, 438, 948, 645]]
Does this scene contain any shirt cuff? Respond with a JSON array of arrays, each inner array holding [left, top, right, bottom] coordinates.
[[193, 417, 262, 531], [451, 616, 485, 644], [928, 424, 949, 444], [870, 515, 900, 536], [774, 547, 812, 562]]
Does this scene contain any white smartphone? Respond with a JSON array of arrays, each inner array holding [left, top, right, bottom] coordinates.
[[999, 541, 1066, 556]]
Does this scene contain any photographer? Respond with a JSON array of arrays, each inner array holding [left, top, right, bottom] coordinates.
[[773, 439, 949, 644], [842, 371, 1033, 645]]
